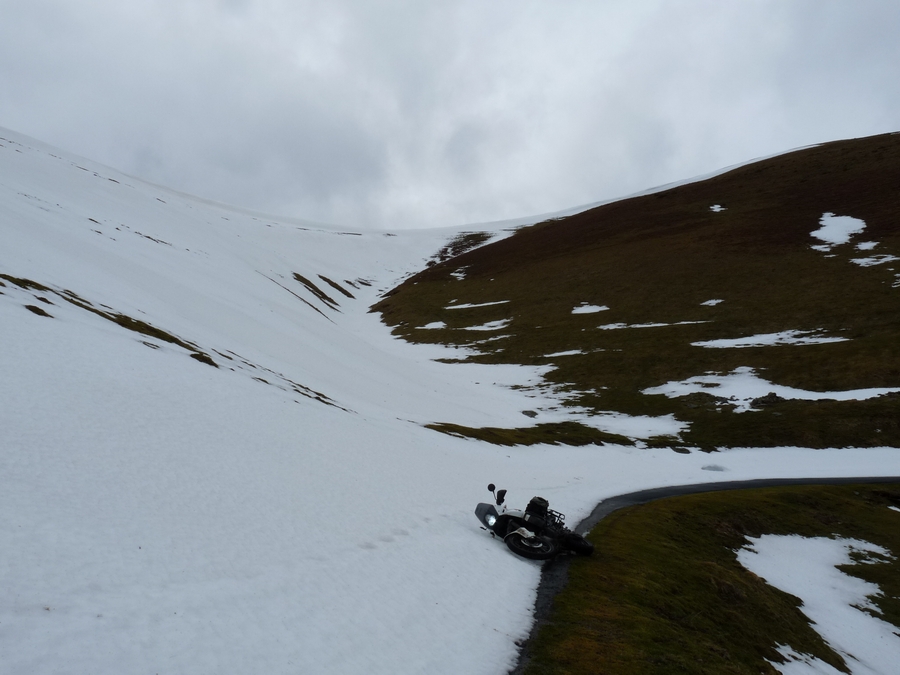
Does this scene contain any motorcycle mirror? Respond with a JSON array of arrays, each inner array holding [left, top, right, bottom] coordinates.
[[496, 489, 507, 506], [487, 483, 496, 493]]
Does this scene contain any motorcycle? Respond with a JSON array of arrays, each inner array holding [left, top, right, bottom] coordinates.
[[474, 484, 594, 560]]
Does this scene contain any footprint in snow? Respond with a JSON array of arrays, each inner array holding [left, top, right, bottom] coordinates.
[[360, 529, 412, 549]]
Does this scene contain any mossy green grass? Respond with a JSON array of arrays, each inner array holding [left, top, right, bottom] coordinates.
[[522, 483, 900, 675], [426, 421, 633, 447]]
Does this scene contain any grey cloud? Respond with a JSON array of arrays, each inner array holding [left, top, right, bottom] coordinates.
[[2, 0, 899, 228]]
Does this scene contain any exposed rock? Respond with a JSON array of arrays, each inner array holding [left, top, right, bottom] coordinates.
[[751, 392, 786, 408]]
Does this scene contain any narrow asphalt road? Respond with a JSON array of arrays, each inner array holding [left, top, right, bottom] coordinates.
[[509, 475, 900, 675]]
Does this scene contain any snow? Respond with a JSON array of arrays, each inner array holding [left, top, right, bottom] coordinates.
[[851, 254, 900, 267], [644, 366, 900, 412], [701, 298, 725, 306], [808, 215, 900, 272], [544, 349, 584, 357], [460, 319, 511, 331], [767, 645, 846, 675], [571, 304, 609, 314], [710, 204, 727, 212], [1, 126, 899, 674], [737, 535, 900, 675], [446, 300, 510, 309], [810, 212, 866, 250], [598, 320, 709, 330], [691, 329, 848, 349], [450, 267, 468, 280], [579, 412, 687, 439]]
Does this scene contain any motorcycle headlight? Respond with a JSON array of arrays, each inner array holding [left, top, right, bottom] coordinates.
[[486, 514, 497, 527]]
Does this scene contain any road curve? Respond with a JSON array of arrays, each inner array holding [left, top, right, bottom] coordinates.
[[509, 475, 900, 675]]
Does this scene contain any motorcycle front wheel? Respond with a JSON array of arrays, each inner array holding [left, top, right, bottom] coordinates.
[[505, 532, 560, 560]]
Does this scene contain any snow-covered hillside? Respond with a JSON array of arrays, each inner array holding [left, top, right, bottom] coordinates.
[[1, 127, 897, 674]]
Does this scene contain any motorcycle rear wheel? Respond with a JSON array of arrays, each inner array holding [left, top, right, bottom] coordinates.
[[505, 532, 560, 560], [565, 533, 594, 556]]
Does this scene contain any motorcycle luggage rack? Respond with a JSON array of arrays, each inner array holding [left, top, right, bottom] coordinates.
[[547, 509, 565, 528]]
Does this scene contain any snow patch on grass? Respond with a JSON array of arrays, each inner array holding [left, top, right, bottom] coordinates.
[[580, 411, 686, 439], [461, 319, 511, 331], [571, 304, 609, 314], [446, 300, 509, 309], [492, 401, 687, 441], [643, 366, 900, 412], [738, 535, 899, 675], [811, 212, 866, 250], [599, 320, 709, 330], [692, 330, 848, 349], [767, 645, 845, 675], [450, 267, 468, 280], [851, 254, 900, 267]]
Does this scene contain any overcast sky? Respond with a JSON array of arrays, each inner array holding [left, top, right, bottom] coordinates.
[[2, 1, 899, 229]]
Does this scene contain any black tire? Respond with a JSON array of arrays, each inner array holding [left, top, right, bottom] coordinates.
[[505, 532, 561, 560], [565, 533, 594, 556]]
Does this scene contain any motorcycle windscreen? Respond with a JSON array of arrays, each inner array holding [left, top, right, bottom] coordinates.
[[474, 503, 500, 529]]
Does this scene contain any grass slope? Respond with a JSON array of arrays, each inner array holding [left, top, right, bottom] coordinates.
[[374, 132, 900, 448], [522, 483, 900, 675]]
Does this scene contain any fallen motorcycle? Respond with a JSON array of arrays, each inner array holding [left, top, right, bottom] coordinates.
[[474, 484, 594, 560]]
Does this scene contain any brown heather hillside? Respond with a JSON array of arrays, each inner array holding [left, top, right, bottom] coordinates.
[[374, 132, 900, 450]]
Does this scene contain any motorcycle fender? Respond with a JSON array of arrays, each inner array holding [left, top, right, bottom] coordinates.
[[505, 526, 536, 541]]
